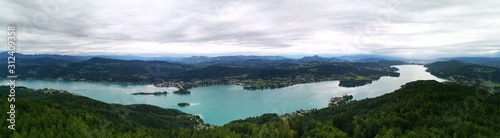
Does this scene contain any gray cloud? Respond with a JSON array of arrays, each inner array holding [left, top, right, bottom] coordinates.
[[1, 0, 499, 58]]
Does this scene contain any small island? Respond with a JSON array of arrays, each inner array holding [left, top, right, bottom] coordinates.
[[338, 80, 373, 87], [173, 88, 191, 95], [131, 91, 169, 95], [177, 102, 190, 107]]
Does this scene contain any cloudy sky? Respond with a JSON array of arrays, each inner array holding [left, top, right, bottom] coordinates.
[[1, 0, 499, 58]]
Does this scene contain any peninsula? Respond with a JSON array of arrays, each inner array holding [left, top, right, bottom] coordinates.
[[131, 91, 169, 95]]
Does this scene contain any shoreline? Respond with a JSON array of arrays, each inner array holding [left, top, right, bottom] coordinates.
[[0, 65, 414, 91]]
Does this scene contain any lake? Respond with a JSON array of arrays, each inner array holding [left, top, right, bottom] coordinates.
[[1, 65, 444, 126]]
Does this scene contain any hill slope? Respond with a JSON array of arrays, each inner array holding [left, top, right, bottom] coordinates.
[[297, 80, 500, 137]]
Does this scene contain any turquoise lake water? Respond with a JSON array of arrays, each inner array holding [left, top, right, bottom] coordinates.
[[0, 65, 445, 125]]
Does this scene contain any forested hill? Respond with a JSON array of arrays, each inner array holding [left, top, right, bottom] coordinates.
[[425, 60, 500, 82], [2, 81, 499, 137], [0, 57, 194, 83], [425, 60, 500, 92], [439, 57, 500, 67]]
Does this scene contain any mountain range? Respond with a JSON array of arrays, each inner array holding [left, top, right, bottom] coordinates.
[[3, 51, 500, 68]]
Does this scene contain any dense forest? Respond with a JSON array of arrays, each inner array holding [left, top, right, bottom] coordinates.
[[2, 80, 499, 137], [425, 60, 500, 92], [9, 57, 194, 83]]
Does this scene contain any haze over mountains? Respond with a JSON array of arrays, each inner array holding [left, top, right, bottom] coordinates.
[[3, 0, 500, 59], [2, 52, 499, 67]]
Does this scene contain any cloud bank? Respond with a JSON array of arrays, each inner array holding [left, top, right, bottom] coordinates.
[[1, 0, 499, 58]]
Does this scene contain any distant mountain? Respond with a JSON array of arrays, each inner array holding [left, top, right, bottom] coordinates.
[[181, 55, 361, 68], [181, 56, 212, 63], [180, 55, 400, 67], [440, 57, 500, 67], [373, 60, 407, 66], [337, 54, 402, 62], [0, 52, 187, 63], [205, 59, 288, 68], [181, 55, 288, 64], [297, 55, 342, 63], [19, 57, 75, 65], [215, 55, 288, 61], [94, 55, 184, 62], [83, 57, 124, 64], [0, 52, 91, 62]]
